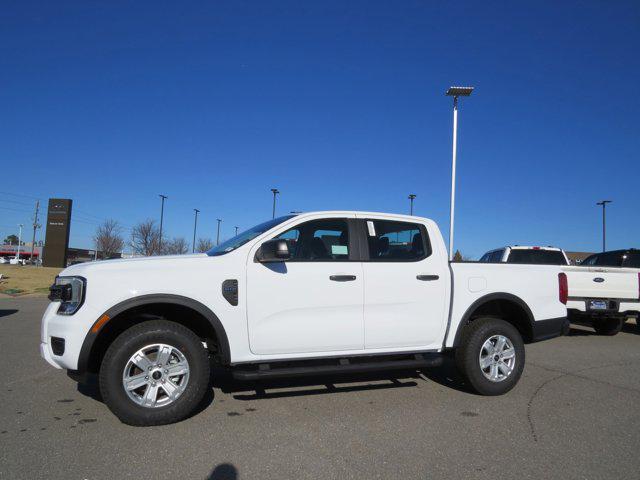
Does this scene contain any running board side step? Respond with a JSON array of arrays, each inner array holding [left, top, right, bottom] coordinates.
[[231, 353, 443, 381]]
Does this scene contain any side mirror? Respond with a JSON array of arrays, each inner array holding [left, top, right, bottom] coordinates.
[[256, 239, 291, 263]]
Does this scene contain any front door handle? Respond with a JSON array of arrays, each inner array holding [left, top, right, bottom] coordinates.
[[330, 275, 357, 282], [417, 274, 439, 281]]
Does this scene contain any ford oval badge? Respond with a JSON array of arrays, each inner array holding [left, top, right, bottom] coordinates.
[[593, 277, 605, 283]]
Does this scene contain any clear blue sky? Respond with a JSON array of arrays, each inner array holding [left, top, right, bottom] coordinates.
[[1, 1, 638, 258]]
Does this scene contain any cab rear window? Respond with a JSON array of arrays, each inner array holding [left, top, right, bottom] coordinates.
[[507, 250, 568, 265]]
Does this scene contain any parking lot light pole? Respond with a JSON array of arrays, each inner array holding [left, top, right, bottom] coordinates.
[[192, 209, 200, 253], [216, 219, 222, 246], [16, 224, 23, 260], [445, 86, 474, 261], [596, 200, 612, 252], [234, 226, 239, 236], [408, 194, 416, 215], [271, 188, 280, 219], [158, 194, 168, 251]]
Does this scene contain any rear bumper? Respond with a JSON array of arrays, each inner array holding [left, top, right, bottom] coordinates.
[[531, 316, 569, 342], [567, 298, 640, 316]]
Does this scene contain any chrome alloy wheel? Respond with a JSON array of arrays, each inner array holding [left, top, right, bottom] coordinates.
[[479, 335, 516, 382], [122, 344, 190, 408]]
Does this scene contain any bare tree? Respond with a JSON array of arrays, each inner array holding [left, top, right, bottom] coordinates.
[[196, 237, 214, 252], [94, 219, 124, 259], [163, 237, 189, 255], [130, 219, 162, 256]]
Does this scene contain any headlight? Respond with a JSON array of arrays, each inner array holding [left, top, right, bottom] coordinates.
[[48, 276, 86, 315]]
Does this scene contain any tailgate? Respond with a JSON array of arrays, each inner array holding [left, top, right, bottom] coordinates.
[[564, 267, 639, 300]]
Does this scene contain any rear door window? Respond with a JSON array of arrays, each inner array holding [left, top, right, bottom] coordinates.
[[365, 220, 430, 262]]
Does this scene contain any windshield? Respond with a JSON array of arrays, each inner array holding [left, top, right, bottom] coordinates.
[[206, 215, 296, 256]]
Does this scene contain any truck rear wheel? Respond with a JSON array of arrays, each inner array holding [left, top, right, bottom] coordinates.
[[592, 317, 624, 336], [455, 317, 525, 396], [99, 320, 210, 426]]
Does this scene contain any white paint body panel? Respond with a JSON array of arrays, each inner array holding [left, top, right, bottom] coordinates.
[[444, 262, 567, 348], [357, 215, 449, 350], [40, 211, 568, 370], [562, 266, 639, 300]]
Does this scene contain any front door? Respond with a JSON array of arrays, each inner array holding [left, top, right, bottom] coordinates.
[[246, 216, 364, 355], [359, 218, 448, 350]]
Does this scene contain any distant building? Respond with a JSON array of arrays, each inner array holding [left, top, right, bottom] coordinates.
[[0, 244, 42, 261], [566, 251, 594, 265], [0, 243, 123, 265]]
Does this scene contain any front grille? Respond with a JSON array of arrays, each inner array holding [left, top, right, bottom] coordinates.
[[51, 337, 65, 356]]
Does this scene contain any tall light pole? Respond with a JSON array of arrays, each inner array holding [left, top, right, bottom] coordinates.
[[16, 224, 23, 260], [596, 200, 612, 252], [271, 188, 279, 219], [30, 200, 40, 263], [216, 219, 222, 245], [234, 226, 239, 236], [408, 194, 416, 215], [192, 209, 200, 253], [445, 86, 474, 261], [158, 194, 168, 251]]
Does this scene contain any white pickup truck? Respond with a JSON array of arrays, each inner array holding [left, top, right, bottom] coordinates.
[[480, 245, 640, 335], [41, 212, 568, 425]]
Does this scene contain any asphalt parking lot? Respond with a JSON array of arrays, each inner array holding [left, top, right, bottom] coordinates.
[[1, 297, 639, 480]]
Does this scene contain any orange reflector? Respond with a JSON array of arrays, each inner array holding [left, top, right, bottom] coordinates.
[[91, 314, 110, 334]]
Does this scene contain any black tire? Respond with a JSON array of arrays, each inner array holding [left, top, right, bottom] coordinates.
[[455, 317, 525, 396], [99, 320, 210, 426], [592, 317, 624, 336]]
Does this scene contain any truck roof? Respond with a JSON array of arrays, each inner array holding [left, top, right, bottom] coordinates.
[[485, 245, 564, 253], [293, 211, 433, 223]]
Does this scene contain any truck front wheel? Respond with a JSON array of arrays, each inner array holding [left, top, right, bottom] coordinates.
[[455, 317, 525, 396], [592, 317, 624, 336], [99, 320, 210, 426]]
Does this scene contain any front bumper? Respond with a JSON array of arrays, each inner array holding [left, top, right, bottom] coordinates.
[[40, 300, 99, 370], [39, 341, 61, 369]]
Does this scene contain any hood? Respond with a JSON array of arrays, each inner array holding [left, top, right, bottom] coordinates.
[[59, 253, 208, 277]]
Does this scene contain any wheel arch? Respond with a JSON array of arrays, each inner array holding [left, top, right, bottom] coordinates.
[[451, 293, 535, 347], [77, 294, 230, 374]]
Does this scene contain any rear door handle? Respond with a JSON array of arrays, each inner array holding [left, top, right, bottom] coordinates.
[[417, 275, 439, 281], [330, 275, 357, 282]]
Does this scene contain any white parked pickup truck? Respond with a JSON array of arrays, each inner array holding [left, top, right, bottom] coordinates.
[[480, 245, 640, 335], [41, 212, 568, 425], [565, 249, 640, 335]]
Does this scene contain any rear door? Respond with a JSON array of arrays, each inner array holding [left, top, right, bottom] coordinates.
[[359, 217, 448, 350]]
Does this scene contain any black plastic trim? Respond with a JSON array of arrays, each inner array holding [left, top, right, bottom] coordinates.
[[450, 292, 535, 347], [530, 316, 569, 342], [51, 337, 65, 356], [76, 294, 231, 373], [222, 280, 239, 306], [231, 353, 443, 380]]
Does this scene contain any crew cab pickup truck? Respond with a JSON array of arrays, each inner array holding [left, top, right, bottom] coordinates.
[[41, 212, 568, 426], [480, 245, 640, 335]]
